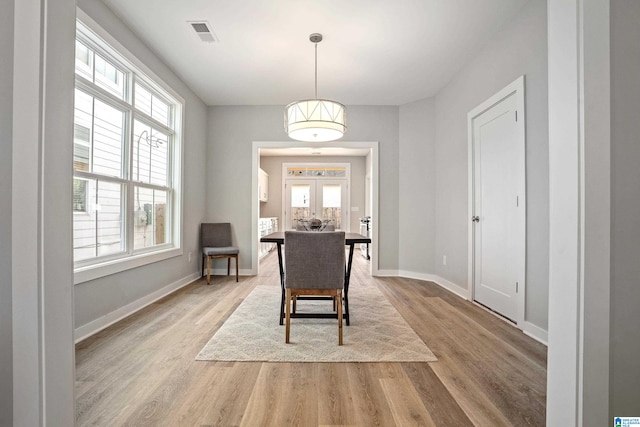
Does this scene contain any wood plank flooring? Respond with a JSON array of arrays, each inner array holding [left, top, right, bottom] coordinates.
[[76, 250, 547, 426]]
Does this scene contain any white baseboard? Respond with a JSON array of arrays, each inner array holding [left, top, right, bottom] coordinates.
[[74, 271, 201, 343], [523, 321, 548, 346], [206, 268, 253, 276], [397, 270, 469, 300], [375, 269, 399, 277]]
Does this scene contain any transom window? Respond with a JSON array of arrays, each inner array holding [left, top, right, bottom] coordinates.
[[73, 20, 183, 277]]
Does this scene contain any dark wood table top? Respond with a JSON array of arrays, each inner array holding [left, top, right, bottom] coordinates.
[[260, 231, 371, 244]]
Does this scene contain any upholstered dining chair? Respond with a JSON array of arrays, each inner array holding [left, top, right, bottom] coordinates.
[[284, 231, 346, 345], [201, 223, 239, 284]]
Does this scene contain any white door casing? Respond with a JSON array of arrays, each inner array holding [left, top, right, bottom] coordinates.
[[251, 141, 379, 277], [468, 76, 526, 326]]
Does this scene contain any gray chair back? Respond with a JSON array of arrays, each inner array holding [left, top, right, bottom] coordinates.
[[201, 223, 232, 248], [284, 231, 345, 290]]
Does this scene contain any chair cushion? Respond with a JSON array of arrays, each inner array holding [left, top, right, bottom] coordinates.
[[203, 246, 239, 256]]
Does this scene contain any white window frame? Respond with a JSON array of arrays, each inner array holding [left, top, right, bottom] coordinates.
[[73, 12, 184, 284]]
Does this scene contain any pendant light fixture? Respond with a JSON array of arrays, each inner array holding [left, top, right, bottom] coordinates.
[[285, 33, 346, 142]]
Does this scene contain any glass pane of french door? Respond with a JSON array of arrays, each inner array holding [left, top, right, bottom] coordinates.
[[318, 181, 346, 229], [287, 181, 315, 229]]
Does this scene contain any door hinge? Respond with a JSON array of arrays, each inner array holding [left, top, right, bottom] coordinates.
[[515, 110, 518, 122], [516, 195, 519, 207], [516, 282, 519, 293]]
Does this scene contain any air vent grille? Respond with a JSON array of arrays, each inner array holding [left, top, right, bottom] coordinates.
[[188, 21, 217, 43], [192, 23, 210, 33]]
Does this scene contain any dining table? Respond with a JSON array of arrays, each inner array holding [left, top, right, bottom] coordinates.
[[260, 231, 371, 326]]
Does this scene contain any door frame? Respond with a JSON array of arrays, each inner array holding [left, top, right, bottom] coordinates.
[[467, 75, 526, 328], [251, 141, 379, 277], [281, 162, 351, 232]]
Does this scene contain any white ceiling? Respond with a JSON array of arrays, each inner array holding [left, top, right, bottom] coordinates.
[[100, 0, 528, 107]]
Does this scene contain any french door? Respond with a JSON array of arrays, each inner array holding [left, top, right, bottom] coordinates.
[[284, 179, 348, 230]]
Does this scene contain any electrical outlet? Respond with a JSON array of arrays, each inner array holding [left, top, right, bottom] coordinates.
[[443, 255, 447, 265], [188, 252, 192, 263]]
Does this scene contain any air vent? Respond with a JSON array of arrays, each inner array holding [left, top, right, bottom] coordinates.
[[188, 21, 217, 43]]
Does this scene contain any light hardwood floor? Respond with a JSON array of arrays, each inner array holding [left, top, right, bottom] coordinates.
[[76, 249, 547, 426]]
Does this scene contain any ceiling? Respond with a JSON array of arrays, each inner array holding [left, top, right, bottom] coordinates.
[[100, 0, 528, 107]]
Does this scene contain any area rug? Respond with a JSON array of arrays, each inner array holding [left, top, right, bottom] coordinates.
[[196, 282, 437, 362]]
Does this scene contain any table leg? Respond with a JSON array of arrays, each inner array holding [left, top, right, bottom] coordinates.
[[277, 242, 286, 325], [344, 243, 356, 326]]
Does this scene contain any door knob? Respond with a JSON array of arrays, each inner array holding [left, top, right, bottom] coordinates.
[[472, 216, 480, 223]]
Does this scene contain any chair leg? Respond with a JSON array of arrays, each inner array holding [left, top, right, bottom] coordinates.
[[285, 288, 292, 343], [227, 257, 230, 276], [337, 289, 343, 345], [292, 295, 296, 314], [235, 255, 238, 282], [206, 256, 211, 285]]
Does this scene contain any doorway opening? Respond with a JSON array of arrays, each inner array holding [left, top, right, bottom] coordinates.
[[251, 141, 379, 277]]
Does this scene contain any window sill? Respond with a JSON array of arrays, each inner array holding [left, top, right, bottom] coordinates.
[[74, 247, 183, 285]]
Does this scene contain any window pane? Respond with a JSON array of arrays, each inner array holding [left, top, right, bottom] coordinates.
[[133, 187, 168, 250], [133, 120, 168, 186], [73, 179, 124, 261], [92, 99, 125, 177], [151, 95, 170, 126], [94, 53, 125, 99], [73, 179, 97, 261], [74, 89, 125, 178], [135, 83, 170, 126], [73, 124, 90, 171], [134, 83, 152, 116], [75, 40, 93, 80], [97, 181, 124, 257], [73, 178, 88, 212], [321, 184, 342, 229], [73, 89, 93, 173], [290, 184, 311, 229]]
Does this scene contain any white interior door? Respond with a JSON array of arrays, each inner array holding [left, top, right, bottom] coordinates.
[[471, 82, 525, 323], [285, 179, 347, 230]]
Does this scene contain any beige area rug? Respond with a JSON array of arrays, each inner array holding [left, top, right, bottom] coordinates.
[[196, 281, 437, 362]]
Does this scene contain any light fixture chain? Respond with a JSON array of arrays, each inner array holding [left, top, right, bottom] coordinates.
[[314, 41, 318, 99]]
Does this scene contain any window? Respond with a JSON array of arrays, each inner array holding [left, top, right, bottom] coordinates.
[[73, 20, 183, 281]]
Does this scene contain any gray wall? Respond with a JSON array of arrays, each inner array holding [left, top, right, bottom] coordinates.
[[74, 0, 209, 330], [399, 98, 437, 274], [610, 0, 640, 415], [207, 105, 399, 271], [259, 155, 367, 233], [0, 1, 14, 423], [432, 0, 549, 329]]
